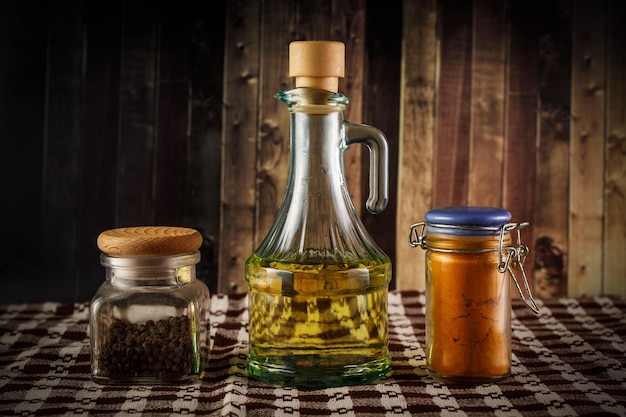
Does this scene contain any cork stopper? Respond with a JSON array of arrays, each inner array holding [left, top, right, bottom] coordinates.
[[97, 226, 202, 256], [289, 41, 345, 92]]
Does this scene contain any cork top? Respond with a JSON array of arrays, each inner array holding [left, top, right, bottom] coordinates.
[[289, 41, 345, 92], [97, 226, 202, 256]]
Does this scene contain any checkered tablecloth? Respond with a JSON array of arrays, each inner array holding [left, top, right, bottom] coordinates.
[[1, 291, 625, 416]]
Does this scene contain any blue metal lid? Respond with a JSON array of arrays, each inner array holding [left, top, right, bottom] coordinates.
[[424, 206, 511, 236]]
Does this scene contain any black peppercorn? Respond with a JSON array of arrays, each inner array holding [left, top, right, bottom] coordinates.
[[97, 315, 196, 381]]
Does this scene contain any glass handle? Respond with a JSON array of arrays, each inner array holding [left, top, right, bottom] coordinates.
[[345, 122, 389, 214]]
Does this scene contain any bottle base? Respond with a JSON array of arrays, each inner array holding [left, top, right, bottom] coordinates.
[[246, 354, 392, 388]]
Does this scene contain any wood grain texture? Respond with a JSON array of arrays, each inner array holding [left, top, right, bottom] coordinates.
[[434, 0, 473, 207], [568, 0, 606, 297], [155, 5, 191, 226], [3, 0, 625, 303], [468, 0, 507, 207], [256, 0, 294, 245], [533, 0, 571, 298], [40, 0, 84, 300], [186, 1, 227, 296], [117, 2, 159, 226], [97, 226, 202, 256], [395, 0, 437, 290], [220, 0, 261, 293], [76, 0, 123, 301], [334, 0, 366, 216], [295, 0, 331, 40], [362, 0, 402, 285], [504, 0, 539, 289], [604, 0, 626, 295]]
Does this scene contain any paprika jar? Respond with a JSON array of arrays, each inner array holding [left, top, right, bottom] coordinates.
[[90, 226, 210, 385], [409, 207, 539, 383]]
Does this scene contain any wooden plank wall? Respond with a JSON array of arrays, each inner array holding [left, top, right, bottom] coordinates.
[[0, 0, 624, 303]]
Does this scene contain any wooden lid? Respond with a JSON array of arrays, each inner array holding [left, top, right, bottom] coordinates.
[[289, 41, 345, 91], [97, 226, 202, 256]]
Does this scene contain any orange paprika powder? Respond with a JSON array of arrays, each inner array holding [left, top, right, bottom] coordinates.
[[426, 232, 511, 381]]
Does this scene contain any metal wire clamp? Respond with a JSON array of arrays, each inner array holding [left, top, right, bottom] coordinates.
[[409, 221, 540, 314]]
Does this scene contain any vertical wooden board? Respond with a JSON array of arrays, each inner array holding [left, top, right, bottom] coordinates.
[[154, 5, 191, 226], [395, 0, 437, 291], [433, 0, 473, 208], [604, 0, 626, 295], [363, 0, 402, 287], [76, 0, 122, 301], [220, 0, 261, 293], [295, 0, 331, 40], [40, 0, 84, 302], [187, 1, 226, 295], [117, 2, 159, 226], [0, 0, 49, 303], [333, 0, 365, 113], [533, 0, 571, 298], [256, 0, 295, 243], [504, 0, 538, 291], [333, 0, 366, 215], [568, 0, 606, 297], [467, 0, 507, 207]]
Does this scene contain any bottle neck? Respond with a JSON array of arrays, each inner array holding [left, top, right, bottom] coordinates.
[[255, 92, 385, 263], [290, 110, 347, 210]]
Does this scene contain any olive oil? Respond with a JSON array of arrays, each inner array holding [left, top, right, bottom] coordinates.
[[246, 254, 392, 387]]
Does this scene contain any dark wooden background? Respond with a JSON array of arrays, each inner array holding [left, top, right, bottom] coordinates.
[[1, 0, 624, 304]]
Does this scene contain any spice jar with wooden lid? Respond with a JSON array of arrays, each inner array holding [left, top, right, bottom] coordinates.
[[90, 226, 210, 385], [409, 207, 539, 383]]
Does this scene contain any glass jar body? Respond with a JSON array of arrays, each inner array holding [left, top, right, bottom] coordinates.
[[89, 252, 210, 385], [425, 233, 511, 382]]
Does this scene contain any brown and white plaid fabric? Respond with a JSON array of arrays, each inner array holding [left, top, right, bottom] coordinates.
[[1, 291, 625, 416]]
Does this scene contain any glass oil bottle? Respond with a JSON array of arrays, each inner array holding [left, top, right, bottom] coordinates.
[[245, 41, 392, 388]]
